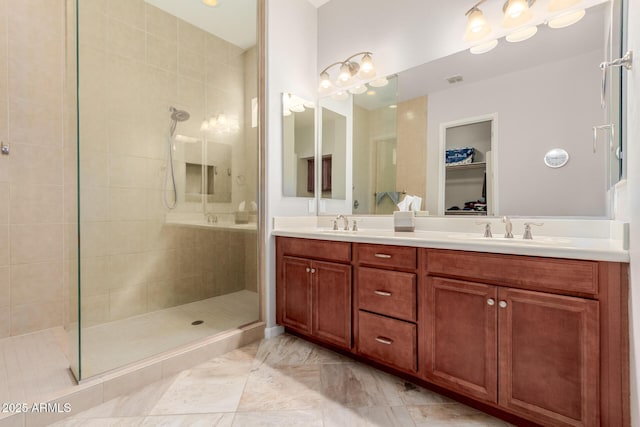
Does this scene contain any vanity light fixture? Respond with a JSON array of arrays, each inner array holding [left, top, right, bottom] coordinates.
[[200, 113, 239, 134], [547, 0, 581, 12], [202, 0, 219, 7], [502, 0, 535, 28], [318, 52, 376, 93], [464, 0, 491, 42], [506, 25, 538, 42], [547, 9, 586, 28], [470, 39, 499, 54]]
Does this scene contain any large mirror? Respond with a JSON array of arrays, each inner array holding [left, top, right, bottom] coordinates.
[[282, 93, 316, 198], [320, 107, 347, 200], [342, 0, 623, 217]]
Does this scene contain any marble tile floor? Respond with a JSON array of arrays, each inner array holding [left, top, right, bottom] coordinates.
[[52, 334, 513, 427], [81, 290, 260, 378]]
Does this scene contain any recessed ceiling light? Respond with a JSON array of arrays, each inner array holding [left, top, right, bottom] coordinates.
[[506, 25, 538, 42], [203, 0, 219, 7], [349, 85, 368, 95], [366, 90, 376, 96], [548, 9, 585, 29], [470, 39, 499, 54], [389, 104, 397, 109]]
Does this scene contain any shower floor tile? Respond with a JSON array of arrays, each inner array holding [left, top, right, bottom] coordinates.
[[81, 290, 259, 378], [0, 327, 75, 405]]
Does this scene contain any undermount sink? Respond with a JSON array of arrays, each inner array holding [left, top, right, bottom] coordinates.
[[447, 233, 571, 245]]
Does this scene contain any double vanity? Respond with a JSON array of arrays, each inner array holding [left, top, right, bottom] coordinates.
[[273, 216, 629, 427]]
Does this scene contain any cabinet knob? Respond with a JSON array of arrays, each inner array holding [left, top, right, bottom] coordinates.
[[306, 267, 311, 273], [499, 300, 507, 309], [310, 268, 316, 273], [375, 336, 393, 345], [487, 298, 495, 306], [374, 290, 392, 297]]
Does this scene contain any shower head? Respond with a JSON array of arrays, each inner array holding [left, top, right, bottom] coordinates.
[[170, 106, 190, 122]]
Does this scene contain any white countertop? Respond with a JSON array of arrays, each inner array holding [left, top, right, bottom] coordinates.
[[272, 216, 629, 262], [165, 213, 257, 232]]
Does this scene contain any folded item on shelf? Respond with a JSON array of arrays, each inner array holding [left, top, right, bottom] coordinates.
[[446, 147, 474, 166]]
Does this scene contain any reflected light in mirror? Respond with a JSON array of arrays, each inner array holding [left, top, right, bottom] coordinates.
[[547, 0, 581, 12], [349, 85, 368, 94], [503, 0, 533, 28], [369, 77, 389, 87], [331, 90, 349, 101], [548, 9, 586, 28], [202, 0, 219, 6], [506, 25, 538, 42], [470, 39, 499, 54], [464, 8, 492, 41]]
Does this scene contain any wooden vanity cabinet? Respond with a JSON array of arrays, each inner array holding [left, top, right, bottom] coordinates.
[[276, 237, 352, 349], [422, 249, 607, 427]]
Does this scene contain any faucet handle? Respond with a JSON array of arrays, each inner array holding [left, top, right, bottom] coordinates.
[[352, 220, 358, 231], [522, 222, 544, 240], [332, 220, 338, 231], [476, 221, 492, 238]]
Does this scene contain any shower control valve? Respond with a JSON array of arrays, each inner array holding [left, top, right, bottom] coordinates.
[[1, 142, 8, 155]]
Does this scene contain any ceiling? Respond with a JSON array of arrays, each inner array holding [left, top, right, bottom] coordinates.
[[145, 0, 256, 49], [307, 0, 332, 8]]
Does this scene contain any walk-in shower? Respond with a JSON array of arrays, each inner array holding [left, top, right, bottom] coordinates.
[[67, 0, 261, 381], [164, 107, 191, 209]]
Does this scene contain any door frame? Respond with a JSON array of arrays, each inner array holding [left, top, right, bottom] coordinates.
[[437, 113, 499, 215]]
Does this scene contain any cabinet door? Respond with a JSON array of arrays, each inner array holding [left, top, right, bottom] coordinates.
[[279, 256, 312, 333], [424, 277, 498, 403], [312, 260, 352, 349], [498, 288, 599, 427]]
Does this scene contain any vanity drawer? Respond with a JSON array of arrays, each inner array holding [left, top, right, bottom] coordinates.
[[358, 267, 416, 322], [277, 237, 351, 263], [424, 249, 598, 296], [358, 311, 417, 372], [357, 244, 417, 270]]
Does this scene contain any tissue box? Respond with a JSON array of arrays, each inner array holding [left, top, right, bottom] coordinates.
[[393, 211, 415, 232], [445, 147, 474, 166]]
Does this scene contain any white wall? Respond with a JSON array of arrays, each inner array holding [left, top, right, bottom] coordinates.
[[625, 0, 640, 424], [265, 0, 318, 332], [426, 49, 606, 217]]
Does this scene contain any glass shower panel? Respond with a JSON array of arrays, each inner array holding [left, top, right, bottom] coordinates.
[[76, 0, 259, 380]]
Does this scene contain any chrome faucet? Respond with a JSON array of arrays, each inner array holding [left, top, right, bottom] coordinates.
[[336, 214, 348, 231], [523, 222, 544, 240], [476, 221, 492, 238], [502, 216, 513, 238]]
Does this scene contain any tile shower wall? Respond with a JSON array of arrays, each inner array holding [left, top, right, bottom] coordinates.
[[0, 0, 68, 337], [76, 0, 258, 327]]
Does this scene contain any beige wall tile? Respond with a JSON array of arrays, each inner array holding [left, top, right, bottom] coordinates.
[[147, 280, 176, 311], [10, 224, 63, 264], [64, 223, 79, 261], [8, 59, 62, 113], [80, 222, 110, 258], [178, 48, 205, 82], [205, 35, 227, 65], [80, 187, 109, 222], [109, 284, 147, 320], [9, 184, 63, 224], [108, 221, 148, 255], [145, 4, 177, 41], [10, 298, 63, 335], [109, 188, 148, 221], [177, 77, 205, 113], [78, 1, 107, 50], [0, 226, 8, 266], [0, 183, 8, 223], [80, 293, 109, 326], [106, 0, 145, 30], [80, 256, 109, 297], [106, 18, 145, 61], [0, 305, 9, 338], [8, 144, 63, 186], [79, 149, 108, 188], [146, 35, 177, 73], [144, 65, 178, 105], [10, 260, 63, 306], [178, 21, 205, 55], [107, 253, 149, 289], [0, 266, 9, 307], [108, 118, 149, 158], [109, 155, 148, 189]]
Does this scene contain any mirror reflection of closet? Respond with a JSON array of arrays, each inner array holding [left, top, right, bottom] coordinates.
[[282, 92, 316, 198], [184, 141, 232, 203]]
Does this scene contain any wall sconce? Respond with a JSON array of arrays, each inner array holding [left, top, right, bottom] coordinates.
[[318, 51, 376, 94], [465, 0, 586, 54]]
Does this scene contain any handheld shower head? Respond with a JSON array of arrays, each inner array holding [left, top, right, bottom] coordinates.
[[170, 106, 190, 122]]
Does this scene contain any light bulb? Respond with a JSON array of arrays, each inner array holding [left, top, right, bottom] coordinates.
[[338, 63, 352, 82], [202, 0, 218, 6], [290, 103, 305, 113], [506, 25, 538, 42], [358, 54, 376, 79], [319, 71, 332, 89], [200, 120, 209, 132], [548, 9, 585, 28], [464, 8, 491, 41], [470, 39, 498, 54], [503, 0, 533, 28]]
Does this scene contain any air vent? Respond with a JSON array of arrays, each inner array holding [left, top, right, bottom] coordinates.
[[446, 75, 464, 84]]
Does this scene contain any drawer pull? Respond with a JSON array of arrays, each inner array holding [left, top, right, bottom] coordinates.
[[374, 290, 392, 297], [374, 253, 392, 259], [375, 336, 394, 345]]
